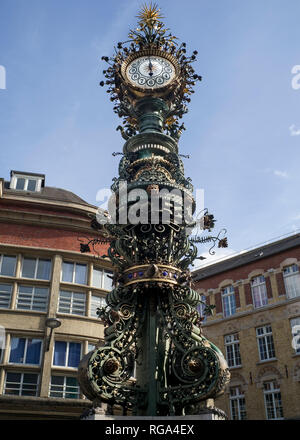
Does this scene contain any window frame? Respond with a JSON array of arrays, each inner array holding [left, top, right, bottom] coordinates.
[[251, 276, 268, 308], [61, 261, 87, 285], [224, 333, 242, 368], [229, 386, 247, 420], [4, 371, 40, 397], [10, 173, 43, 192], [256, 325, 276, 361], [221, 285, 236, 317], [58, 290, 86, 316], [9, 336, 43, 365], [0, 254, 17, 277], [52, 340, 82, 369], [92, 267, 113, 290], [0, 283, 13, 309], [263, 380, 284, 420], [21, 256, 52, 281], [283, 264, 300, 299], [49, 375, 80, 399], [87, 343, 96, 353], [0, 325, 5, 363], [90, 294, 106, 318], [196, 294, 207, 323], [16, 285, 49, 312]]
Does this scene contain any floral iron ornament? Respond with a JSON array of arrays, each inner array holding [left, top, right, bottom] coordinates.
[[78, 3, 230, 417], [99, 2, 202, 141]]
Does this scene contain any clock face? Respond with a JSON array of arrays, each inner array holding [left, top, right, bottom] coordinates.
[[126, 56, 176, 89]]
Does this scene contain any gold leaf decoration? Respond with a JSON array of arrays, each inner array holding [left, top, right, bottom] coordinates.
[[136, 3, 164, 26]]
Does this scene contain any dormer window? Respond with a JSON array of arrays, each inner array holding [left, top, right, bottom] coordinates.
[[9, 171, 45, 193]]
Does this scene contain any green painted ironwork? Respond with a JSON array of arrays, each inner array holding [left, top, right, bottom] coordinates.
[[78, 3, 230, 416]]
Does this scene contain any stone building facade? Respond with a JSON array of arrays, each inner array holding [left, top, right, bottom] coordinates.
[[193, 234, 300, 420], [0, 170, 110, 419]]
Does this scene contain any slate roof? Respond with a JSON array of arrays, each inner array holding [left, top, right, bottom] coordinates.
[[192, 233, 300, 281], [3, 181, 95, 208]]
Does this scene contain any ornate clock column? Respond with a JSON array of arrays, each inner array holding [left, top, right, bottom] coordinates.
[[78, 4, 230, 418]]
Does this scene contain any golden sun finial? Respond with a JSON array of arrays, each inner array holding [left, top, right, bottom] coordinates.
[[136, 2, 164, 26]]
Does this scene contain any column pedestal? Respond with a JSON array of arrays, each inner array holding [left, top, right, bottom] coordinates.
[[80, 400, 228, 420]]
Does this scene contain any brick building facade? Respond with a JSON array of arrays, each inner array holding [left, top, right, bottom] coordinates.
[[0, 171, 111, 419], [193, 234, 300, 420]]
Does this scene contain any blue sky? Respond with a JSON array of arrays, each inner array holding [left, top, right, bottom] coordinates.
[[1, 0, 300, 265]]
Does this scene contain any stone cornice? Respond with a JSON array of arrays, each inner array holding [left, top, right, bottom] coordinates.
[[1, 192, 97, 214], [202, 296, 300, 328], [0, 189, 102, 234], [0, 207, 94, 233]]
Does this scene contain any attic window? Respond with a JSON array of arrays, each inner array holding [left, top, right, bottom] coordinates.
[[10, 172, 44, 193]]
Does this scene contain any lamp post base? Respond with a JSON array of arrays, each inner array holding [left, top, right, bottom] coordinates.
[[80, 407, 228, 421], [80, 398, 228, 420]]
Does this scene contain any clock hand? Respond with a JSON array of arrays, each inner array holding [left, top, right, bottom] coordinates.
[[148, 58, 153, 76]]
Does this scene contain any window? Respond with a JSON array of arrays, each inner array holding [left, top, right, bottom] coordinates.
[[16, 285, 49, 311], [10, 173, 43, 193], [0, 325, 5, 363], [9, 337, 42, 365], [263, 380, 284, 420], [88, 343, 96, 353], [90, 295, 106, 318], [92, 268, 113, 290], [283, 265, 300, 299], [49, 375, 80, 399], [62, 262, 87, 285], [251, 276, 268, 308], [16, 177, 38, 191], [16, 178, 26, 190], [230, 386, 247, 420], [222, 286, 236, 317], [58, 290, 86, 316], [21, 257, 51, 280], [53, 341, 81, 368], [0, 255, 16, 277], [291, 317, 300, 354], [0, 283, 13, 309], [224, 333, 242, 367], [4, 372, 39, 396], [196, 295, 207, 323], [256, 325, 276, 361]]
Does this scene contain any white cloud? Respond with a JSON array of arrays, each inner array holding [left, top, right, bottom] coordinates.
[[273, 170, 288, 178], [289, 124, 300, 136], [263, 168, 289, 179]]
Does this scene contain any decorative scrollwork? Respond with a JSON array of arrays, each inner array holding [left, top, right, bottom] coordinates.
[[77, 236, 111, 257], [156, 287, 230, 410], [190, 228, 228, 255], [78, 4, 230, 417], [99, 4, 202, 138]]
